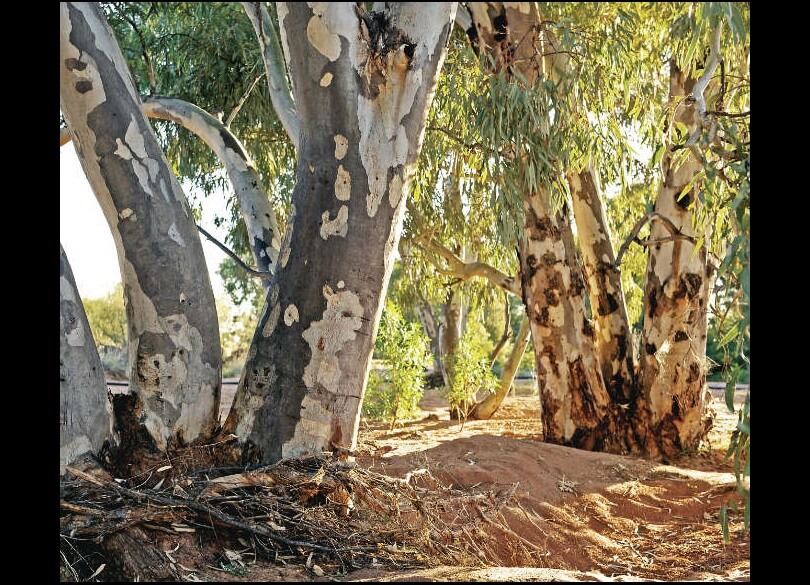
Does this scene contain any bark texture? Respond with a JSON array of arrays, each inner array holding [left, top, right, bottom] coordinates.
[[470, 316, 531, 420], [519, 195, 617, 450], [60, 2, 221, 451], [567, 168, 636, 403], [60, 244, 115, 475], [224, 2, 456, 464], [635, 63, 715, 459], [469, 3, 621, 450], [142, 96, 281, 281]]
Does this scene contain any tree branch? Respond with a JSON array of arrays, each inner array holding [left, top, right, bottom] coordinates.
[[114, 5, 156, 95], [705, 110, 750, 118], [226, 71, 266, 127], [240, 2, 300, 149], [686, 21, 723, 146], [64, 466, 371, 554], [614, 213, 696, 267], [196, 224, 272, 279], [413, 234, 521, 296]]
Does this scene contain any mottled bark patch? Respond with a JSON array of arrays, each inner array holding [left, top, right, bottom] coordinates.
[[64, 57, 87, 71], [74, 80, 93, 93]]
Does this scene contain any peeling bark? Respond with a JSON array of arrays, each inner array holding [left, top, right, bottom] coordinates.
[[635, 63, 715, 459], [60, 244, 115, 475], [469, 4, 626, 451], [567, 167, 636, 403], [224, 3, 457, 464], [60, 2, 221, 452], [519, 195, 618, 450]]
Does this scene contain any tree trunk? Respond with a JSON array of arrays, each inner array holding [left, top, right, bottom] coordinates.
[[414, 294, 442, 375], [60, 244, 115, 475], [635, 62, 716, 459], [142, 96, 281, 283], [60, 2, 221, 452], [224, 2, 456, 464], [519, 194, 617, 450], [470, 316, 530, 420], [567, 167, 637, 403]]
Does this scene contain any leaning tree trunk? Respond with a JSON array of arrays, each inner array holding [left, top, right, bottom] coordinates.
[[223, 2, 457, 465], [567, 167, 637, 403], [142, 96, 281, 283], [635, 62, 716, 459], [60, 244, 115, 475], [60, 2, 221, 453], [470, 315, 531, 420]]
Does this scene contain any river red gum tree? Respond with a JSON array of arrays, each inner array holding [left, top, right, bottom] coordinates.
[[222, 3, 457, 464]]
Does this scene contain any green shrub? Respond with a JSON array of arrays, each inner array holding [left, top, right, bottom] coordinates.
[[362, 301, 431, 428], [447, 326, 498, 423]]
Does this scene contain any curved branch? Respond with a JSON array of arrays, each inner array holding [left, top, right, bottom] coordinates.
[[141, 96, 281, 283], [413, 234, 521, 297], [687, 21, 723, 146], [196, 224, 271, 279], [240, 2, 300, 149]]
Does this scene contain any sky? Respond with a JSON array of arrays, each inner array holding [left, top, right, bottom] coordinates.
[[60, 143, 230, 301]]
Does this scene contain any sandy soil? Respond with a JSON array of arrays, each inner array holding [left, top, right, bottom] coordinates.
[[156, 385, 748, 582]]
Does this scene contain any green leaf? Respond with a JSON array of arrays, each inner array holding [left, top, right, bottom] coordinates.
[[719, 504, 729, 544], [717, 323, 739, 349], [652, 143, 665, 166]]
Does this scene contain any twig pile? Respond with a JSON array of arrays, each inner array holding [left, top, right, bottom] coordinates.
[[60, 454, 523, 579]]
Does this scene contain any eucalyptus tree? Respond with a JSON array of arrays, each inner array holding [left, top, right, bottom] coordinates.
[[61, 2, 223, 454], [61, 2, 458, 470], [60, 244, 115, 475], [222, 3, 457, 463], [451, 1, 749, 458]]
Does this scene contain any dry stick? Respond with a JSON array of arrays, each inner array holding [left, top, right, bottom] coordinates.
[[614, 212, 696, 267], [226, 71, 266, 127], [195, 224, 272, 279], [64, 466, 375, 554]]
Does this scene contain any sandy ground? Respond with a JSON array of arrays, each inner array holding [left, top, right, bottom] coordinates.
[[163, 383, 748, 582]]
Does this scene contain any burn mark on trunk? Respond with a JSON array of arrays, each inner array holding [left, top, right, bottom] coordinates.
[[524, 254, 538, 280], [645, 343, 657, 355], [540, 251, 557, 267], [673, 330, 689, 342], [647, 288, 658, 317], [686, 362, 702, 384], [671, 395, 681, 418], [597, 293, 620, 317], [355, 7, 416, 100]]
